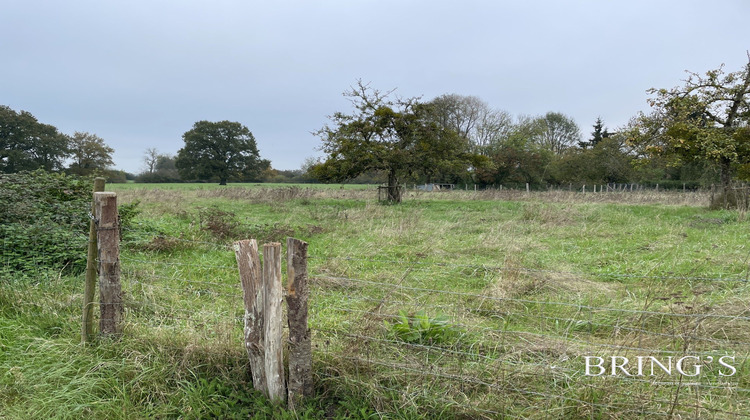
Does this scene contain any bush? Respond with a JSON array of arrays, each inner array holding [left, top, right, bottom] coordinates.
[[0, 170, 92, 274]]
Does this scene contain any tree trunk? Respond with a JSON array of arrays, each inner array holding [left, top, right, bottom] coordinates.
[[387, 169, 401, 203], [219, 178, 227, 185], [719, 157, 732, 209]]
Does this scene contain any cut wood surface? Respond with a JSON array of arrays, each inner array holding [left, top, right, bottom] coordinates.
[[233, 239, 266, 393], [263, 242, 286, 402]]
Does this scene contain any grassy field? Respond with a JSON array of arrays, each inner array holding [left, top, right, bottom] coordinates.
[[2, 184, 749, 418]]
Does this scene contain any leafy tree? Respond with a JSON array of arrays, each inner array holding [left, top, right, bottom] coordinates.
[[530, 112, 582, 154], [477, 129, 554, 188], [67, 131, 115, 176], [176, 120, 268, 185], [312, 82, 475, 202], [628, 56, 750, 197], [0, 105, 69, 173]]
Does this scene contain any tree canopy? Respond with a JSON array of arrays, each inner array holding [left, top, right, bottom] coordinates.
[[312, 82, 478, 202], [0, 105, 69, 173], [628, 56, 750, 196], [67, 132, 115, 176], [175, 120, 269, 185]]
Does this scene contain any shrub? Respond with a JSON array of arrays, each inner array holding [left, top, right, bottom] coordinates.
[[0, 170, 92, 274]]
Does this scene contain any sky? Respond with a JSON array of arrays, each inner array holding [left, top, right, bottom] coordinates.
[[2, 0, 749, 174]]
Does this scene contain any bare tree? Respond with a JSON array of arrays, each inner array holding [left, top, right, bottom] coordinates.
[[143, 148, 159, 174], [427, 94, 513, 154]]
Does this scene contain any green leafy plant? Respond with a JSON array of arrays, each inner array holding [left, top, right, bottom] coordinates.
[[0, 170, 92, 274], [387, 310, 460, 344]]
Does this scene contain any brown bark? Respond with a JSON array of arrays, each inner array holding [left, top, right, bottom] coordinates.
[[95, 192, 122, 337], [286, 237, 312, 407]]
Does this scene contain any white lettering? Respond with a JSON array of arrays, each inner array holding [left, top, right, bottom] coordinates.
[[611, 356, 632, 376], [584, 356, 605, 376], [649, 356, 672, 376], [676, 356, 701, 377], [718, 356, 736, 377]]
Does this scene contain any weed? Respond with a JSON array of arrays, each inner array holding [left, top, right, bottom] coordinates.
[[386, 311, 461, 345]]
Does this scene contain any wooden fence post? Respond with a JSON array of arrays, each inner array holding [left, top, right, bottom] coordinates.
[[233, 239, 267, 393], [263, 242, 286, 402], [82, 178, 105, 343], [286, 237, 312, 408], [94, 192, 122, 337]]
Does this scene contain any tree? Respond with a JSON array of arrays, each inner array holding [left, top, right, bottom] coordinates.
[[579, 117, 610, 149], [427, 94, 513, 155], [175, 120, 268, 185], [0, 105, 69, 173], [313, 81, 474, 202], [67, 132, 114, 176], [629, 56, 750, 198], [530, 112, 582, 154], [143, 147, 159, 174], [136, 153, 181, 183]]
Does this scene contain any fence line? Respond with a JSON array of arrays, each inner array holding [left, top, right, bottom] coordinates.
[[318, 351, 737, 418], [314, 275, 750, 321], [123, 270, 242, 290], [324, 305, 744, 356], [311, 255, 750, 283], [119, 227, 750, 283], [330, 293, 750, 347]]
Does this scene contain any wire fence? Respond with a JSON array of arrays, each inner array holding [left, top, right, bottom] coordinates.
[[4, 227, 750, 418], [112, 231, 750, 418]]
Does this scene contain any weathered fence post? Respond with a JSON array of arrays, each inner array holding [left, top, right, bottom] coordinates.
[[94, 192, 122, 337], [286, 237, 312, 408], [82, 178, 105, 343], [263, 242, 286, 402], [233, 239, 267, 393]]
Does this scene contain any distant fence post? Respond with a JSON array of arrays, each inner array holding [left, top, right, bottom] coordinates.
[[94, 192, 122, 337], [82, 177, 105, 343], [233, 239, 267, 393], [286, 237, 312, 408]]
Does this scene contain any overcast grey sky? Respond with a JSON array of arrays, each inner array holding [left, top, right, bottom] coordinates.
[[2, 0, 749, 174]]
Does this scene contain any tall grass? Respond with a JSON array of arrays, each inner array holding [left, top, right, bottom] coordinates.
[[2, 184, 748, 418]]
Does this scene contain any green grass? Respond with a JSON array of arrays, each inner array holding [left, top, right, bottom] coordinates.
[[110, 182, 376, 191], [2, 185, 750, 418]]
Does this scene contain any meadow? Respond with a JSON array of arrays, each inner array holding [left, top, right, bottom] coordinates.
[[2, 183, 749, 419]]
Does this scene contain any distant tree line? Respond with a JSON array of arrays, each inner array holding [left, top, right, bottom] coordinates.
[[0, 105, 125, 181], [5, 55, 748, 205], [312, 55, 750, 203]]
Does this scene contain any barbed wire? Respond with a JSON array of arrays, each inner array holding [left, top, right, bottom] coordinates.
[[313, 275, 750, 321], [125, 278, 242, 300], [323, 305, 745, 356], [123, 270, 241, 290], [323, 375, 518, 420], [317, 351, 725, 418], [329, 293, 750, 347], [312, 327, 750, 393], [120, 256, 237, 271], [309, 255, 750, 283]]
